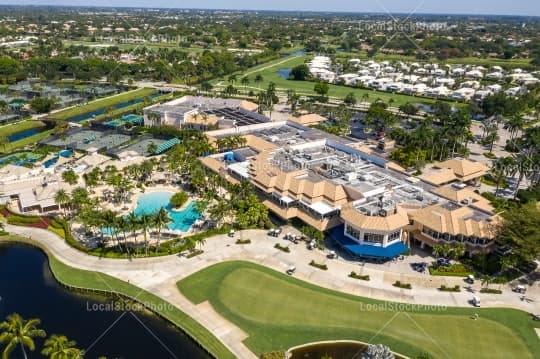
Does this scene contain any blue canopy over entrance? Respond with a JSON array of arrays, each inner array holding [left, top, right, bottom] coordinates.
[[330, 225, 408, 259]]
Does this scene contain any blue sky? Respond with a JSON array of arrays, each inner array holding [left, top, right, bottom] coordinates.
[[0, 0, 537, 17]]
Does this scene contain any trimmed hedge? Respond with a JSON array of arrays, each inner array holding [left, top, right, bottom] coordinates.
[[480, 288, 503, 294], [309, 260, 328, 270], [439, 285, 461, 292], [236, 239, 252, 245], [274, 243, 290, 253], [393, 281, 412, 289], [349, 271, 370, 281]]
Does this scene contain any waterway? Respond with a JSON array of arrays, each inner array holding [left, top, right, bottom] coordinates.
[[0, 244, 210, 359]]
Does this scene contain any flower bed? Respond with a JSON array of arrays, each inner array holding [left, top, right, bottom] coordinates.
[[429, 264, 472, 277]]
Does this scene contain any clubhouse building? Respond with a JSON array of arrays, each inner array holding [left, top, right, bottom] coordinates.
[[200, 120, 498, 260]]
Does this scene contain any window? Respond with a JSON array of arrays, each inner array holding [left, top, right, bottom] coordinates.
[[364, 233, 384, 244], [388, 230, 401, 241], [345, 224, 361, 240], [422, 226, 440, 239]]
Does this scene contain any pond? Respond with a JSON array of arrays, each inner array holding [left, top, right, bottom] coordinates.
[[289, 341, 407, 359], [0, 244, 210, 359], [278, 68, 292, 79]]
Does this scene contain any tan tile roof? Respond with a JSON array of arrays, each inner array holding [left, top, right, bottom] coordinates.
[[430, 186, 494, 214], [248, 152, 348, 205], [341, 203, 409, 232], [244, 135, 278, 152], [420, 168, 458, 185], [290, 113, 327, 125], [434, 158, 488, 179], [410, 204, 500, 238]]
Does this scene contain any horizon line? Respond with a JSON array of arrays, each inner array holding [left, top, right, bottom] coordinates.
[[0, 4, 538, 18]]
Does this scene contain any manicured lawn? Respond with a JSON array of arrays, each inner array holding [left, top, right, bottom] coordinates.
[[218, 55, 440, 106], [0, 235, 235, 359], [177, 261, 540, 359], [50, 88, 156, 121], [0, 119, 45, 137]]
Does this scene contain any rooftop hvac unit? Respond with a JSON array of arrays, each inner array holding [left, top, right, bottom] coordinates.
[[379, 209, 388, 217], [461, 199, 470, 205], [415, 195, 424, 201]]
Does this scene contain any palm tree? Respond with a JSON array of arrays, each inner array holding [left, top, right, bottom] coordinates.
[[0, 313, 46, 359], [450, 243, 466, 260], [41, 334, 84, 359], [127, 211, 140, 254], [0, 136, 9, 153], [153, 207, 171, 251], [54, 189, 70, 217], [241, 76, 250, 94], [254, 74, 263, 88], [480, 275, 492, 289], [139, 213, 153, 256]]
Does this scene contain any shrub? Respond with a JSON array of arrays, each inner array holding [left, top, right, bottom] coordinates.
[[274, 243, 290, 253], [309, 260, 328, 270], [483, 152, 497, 159], [260, 352, 285, 359], [393, 281, 412, 289], [235, 239, 251, 245], [480, 288, 502, 294], [349, 271, 370, 281], [439, 285, 461, 292], [185, 249, 204, 258]]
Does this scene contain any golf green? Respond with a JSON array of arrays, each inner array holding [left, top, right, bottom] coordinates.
[[177, 261, 540, 358]]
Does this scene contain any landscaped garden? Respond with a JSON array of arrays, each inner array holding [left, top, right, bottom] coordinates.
[[177, 261, 540, 359]]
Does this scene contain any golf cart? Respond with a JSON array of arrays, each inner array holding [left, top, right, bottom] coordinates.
[[512, 285, 526, 294], [228, 229, 235, 237], [307, 240, 316, 250], [472, 296, 481, 307], [327, 250, 337, 259], [466, 274, 475, 284], [286, 266, 296, 275]]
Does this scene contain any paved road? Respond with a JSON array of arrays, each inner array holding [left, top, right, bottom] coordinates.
[[3, 224, 539, 358]]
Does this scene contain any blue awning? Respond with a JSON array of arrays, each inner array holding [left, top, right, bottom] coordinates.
[[330, 225, 408, 259]]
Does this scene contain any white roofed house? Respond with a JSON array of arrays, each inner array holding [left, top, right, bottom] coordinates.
[[486, 71, 504, 80], [465, 69, 484, 79], [337, 73, 360, 86], [425, 86, 451, 98], [450, 88, 476, 101]]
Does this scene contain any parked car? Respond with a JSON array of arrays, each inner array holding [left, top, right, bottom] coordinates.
[[228, 229, 235, 237], [466, 275, 475, 284], [327, 250, 337, 259]]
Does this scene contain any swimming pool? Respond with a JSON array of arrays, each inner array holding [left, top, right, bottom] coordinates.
[[134, 191, 200, 232]]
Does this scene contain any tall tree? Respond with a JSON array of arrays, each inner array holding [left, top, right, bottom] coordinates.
[[0, 313, 46, 359]]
